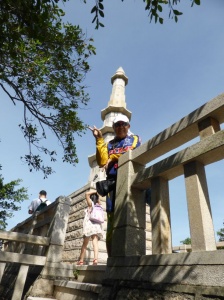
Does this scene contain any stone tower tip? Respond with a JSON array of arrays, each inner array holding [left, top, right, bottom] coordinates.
[[116, 67, 125, 74], [111, 67, 128, 85]]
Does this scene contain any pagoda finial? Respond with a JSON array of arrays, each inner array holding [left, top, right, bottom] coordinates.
[[111, 67, 128, 86], [107, 67, 128, 108]]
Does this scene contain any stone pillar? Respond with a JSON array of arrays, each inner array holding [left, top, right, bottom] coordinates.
[[112, 151, 145, 256], [43, 196, 71, 264], [184, 161, 216, 251], [151, 177, 172, 254]]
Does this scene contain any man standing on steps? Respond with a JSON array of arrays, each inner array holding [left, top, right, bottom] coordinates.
[[28, 190, 51, 214]]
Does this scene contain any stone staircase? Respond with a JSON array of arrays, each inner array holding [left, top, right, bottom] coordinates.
[[27, 265, 107, 300]]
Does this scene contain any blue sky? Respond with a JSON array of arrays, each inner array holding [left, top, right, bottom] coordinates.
[[1, 0, 224, 246]]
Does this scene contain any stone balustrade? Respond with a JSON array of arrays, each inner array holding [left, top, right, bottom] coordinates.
[[112, 93, 224, 257], [97, 93, 224, 299]]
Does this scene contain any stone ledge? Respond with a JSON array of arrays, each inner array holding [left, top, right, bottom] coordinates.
[[27, 297, 56, 300], [54, 280, 102, 293], [107, 250, 224, 266], [104, 254, 224, 287], [100, 280, 224, 297]]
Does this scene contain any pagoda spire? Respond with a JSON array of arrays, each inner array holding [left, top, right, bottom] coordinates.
[[101, 67, 131, 129], [88, 67, 132, 182], [108, 67, 128, 107]]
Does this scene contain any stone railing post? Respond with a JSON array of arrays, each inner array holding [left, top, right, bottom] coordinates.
[[43, 196, 71, 264], [112, 151, 145, 256], [183, 116, 220, 251], [151, 176, 172, 254], [184, 161, 216, 251], [24, 196, 72, 298]]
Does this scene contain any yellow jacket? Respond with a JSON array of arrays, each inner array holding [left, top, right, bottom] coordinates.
[[96, 135, 141, 175]]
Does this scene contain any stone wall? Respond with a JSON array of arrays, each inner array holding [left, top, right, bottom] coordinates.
[[98, 251, 224, 299], [62, 184, 108, 265], [62, 183, 152, 265]]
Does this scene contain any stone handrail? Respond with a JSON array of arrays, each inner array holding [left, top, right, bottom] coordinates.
[[173, 241, 224, 253], [0, 196, 71, 300], [112, 93, 224, 256]]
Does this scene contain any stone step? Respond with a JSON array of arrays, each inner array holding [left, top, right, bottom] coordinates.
[[53, 280, 102, 300], [27, 297, 57, 300], [27, 281, 102, 300], [74, 264, 106, 284]]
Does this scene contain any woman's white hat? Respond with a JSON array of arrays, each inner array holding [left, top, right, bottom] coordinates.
[[113, 115, 129, 124]]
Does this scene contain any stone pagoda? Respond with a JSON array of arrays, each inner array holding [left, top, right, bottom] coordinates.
[[88, 67, 132, 182]]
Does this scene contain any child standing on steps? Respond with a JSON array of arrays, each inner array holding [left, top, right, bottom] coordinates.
[[77, 190, 104, 265]]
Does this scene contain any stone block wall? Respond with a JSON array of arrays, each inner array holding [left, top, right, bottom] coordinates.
[[62, 184, 108, 265], [62, 183, 152, 265], [98, 251, 224, 299]]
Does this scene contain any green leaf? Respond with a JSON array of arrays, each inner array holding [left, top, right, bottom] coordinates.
[[158, 5, 162, 12], [99, 9, 104, 18], [91, 6, 97, 14], [173, 10, 183, 16], [99, 3, 104, 10]]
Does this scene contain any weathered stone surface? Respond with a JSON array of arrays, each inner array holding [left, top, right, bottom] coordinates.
[[28, 277, 54, 297], [98, 279, 224, 299], [115, 289, 194, 300]]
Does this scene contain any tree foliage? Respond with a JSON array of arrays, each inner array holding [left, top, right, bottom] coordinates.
[[217, 223, 224, 242], [88, 0, 201, 29], [0, 0, 201, 179], [180, 237, 191, 245], [0, 166, 28, 229], [0, 0, 96, 177]]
